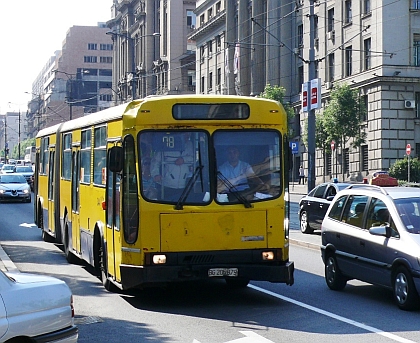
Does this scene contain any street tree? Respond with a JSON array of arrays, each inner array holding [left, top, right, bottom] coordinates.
[[389, 157, 420, 183], [322, 83, 366, 179]]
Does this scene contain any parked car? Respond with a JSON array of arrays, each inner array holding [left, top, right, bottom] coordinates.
[[15, 165, 34, 191], [0, 269, 78, 342], [0, 164, 15, 174], [298, 182, 351, 233], [0, 174, 31, 203], [321, 184, 420, 310]]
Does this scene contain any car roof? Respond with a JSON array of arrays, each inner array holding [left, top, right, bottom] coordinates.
[[339, 185, 420, 200]]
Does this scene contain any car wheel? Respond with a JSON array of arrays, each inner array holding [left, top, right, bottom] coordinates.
[[393, 266, 420, 311], [325, 254, 347, 290], [300, 210, 314, 234]]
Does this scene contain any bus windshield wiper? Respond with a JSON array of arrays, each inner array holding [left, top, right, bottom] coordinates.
[[217, 171, 252, 208], [175, 142, 204, 210]]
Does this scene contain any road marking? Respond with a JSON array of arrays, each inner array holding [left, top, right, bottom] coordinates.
[[249, 284, 416, 343], [19, 223, 37, 228], [193, 331, 274, 343]]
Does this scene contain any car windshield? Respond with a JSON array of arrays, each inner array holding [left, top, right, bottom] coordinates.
[[394, 198, 420, 234], [0, 175, 26, 183], [15, 167, 32, 173], [2, 165, 15, 171]]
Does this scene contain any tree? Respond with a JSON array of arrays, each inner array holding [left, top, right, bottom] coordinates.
[[259, 84, 295, 135], [12, 138, 35, 160], [389, 157, 420, 183], [322, 84, 367, 179]]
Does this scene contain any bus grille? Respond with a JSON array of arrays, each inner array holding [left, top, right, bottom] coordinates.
[[181, 254, 215, 264]]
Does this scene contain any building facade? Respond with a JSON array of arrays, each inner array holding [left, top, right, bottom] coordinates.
[[26, 24, 114, 137], [190, 0, 420, 184], [106, 0, 197, 104]]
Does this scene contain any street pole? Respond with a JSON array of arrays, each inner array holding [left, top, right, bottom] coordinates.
[[18, 110, 21, 160], [307, 0, 316, 192]]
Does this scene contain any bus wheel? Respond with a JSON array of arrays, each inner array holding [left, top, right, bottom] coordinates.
[[100, 241, 119, 292], [63, 217, 79, 264], [225, 278, 249, 288]]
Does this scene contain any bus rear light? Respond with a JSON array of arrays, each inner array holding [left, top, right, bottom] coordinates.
[[153, 255, 167, 264], [262, 251, 274, 260], [101, 201, 106, 210]]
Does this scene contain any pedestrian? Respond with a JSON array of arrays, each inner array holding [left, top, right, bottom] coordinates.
[[299, 165, 305, 185]]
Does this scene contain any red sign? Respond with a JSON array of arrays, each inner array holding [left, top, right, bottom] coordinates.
[[311, 87, 318, 105], [302, 90, 308, 108], [331, 140, 335, 151], [406, 144, 411, 156]]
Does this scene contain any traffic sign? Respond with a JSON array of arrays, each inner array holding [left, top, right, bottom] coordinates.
[[331, 140, 335, 151], [406, 143, 411, 156]]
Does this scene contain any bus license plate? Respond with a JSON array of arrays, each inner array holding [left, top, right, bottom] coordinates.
[[208, 268, 238, 277]]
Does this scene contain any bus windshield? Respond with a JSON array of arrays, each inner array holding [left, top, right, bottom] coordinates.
[[139, 130, 281, 205]]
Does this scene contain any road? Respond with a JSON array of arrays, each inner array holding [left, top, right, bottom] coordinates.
[[0, 195, 419, 342]]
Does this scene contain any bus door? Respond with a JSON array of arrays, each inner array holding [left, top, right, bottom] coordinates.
[[47, 150, 55, 235], [71, 150, 81, 252], [105, 163, 121, 280]]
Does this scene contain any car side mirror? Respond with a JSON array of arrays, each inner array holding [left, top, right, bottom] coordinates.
[[326, 195, 335, 201], [369, 225, 392, 238]]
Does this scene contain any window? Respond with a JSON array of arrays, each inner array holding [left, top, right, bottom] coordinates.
[[208, 8, 213, 20], [328, 53, 335, 81], [200, 45, 205, 62], [100, 56, 113, 63], [361, 94, 368, 121], [93, 126, 106, 186], [363, 0, 371, 14], [201, 76, 205, 93], [416, 92, 420, 118], [88, 43, 97, 50], [328, 8, 334, 32], [80, 129, 91, 183], [217, 68, 221, 88], [215, 35, 221, 51], [314, 15, 319, 39], [342, 195, 368, 228], [366, 198, 398, 237], [62, 133, 72, 180], [328, 195, 347, 221], [100, 44, 113, 50], [41, 137, 49, 175], [343, 148, 349, 174], [345, 0, 352, 24], [414, 34, 420, 66], [361, 145, 368, 172], [297, 24, 304, 47], [200, 14, 205, 26], [208, 40, 213, 56], [187, 10, 196, 28], [364, 38, 371, 70], [209, 72, 213, 91], [99, 94, 112, 101], [345, 46, 352, 76], [326, 153, 332, 176], [413, 0, 420, 10], [216, 1, 221, 13], [122, 135, 139, 244], [84, 56, 98, 63], [298, 66, 304, 88]]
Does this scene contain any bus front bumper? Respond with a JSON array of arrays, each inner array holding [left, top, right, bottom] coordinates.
[[120, 261, 294, 289]]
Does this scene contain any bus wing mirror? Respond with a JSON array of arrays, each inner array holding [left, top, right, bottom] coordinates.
[[108, 146, 123, 172]]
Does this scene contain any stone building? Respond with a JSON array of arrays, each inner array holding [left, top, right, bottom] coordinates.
[[26, 24, 114, 137], [189, 0, 420, 184], [106, 0, 197, 104]]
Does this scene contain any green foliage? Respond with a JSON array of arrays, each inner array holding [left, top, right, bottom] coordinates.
[[322, 83, 366, 151], [259, 84, 295, 135], [11, 138, 35, 160], [389, 157, 420, 182]]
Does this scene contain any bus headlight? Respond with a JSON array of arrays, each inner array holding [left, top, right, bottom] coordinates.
[[153, 255, 167, 264], [262, 251, 274, 260]]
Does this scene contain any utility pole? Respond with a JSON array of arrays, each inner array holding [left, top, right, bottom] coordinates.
[[18, 110, 21, 160], [307, 0, 316, 192]]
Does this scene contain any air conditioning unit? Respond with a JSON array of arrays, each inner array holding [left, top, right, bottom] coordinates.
[[327, 30, 335, 40], [325, 82, 333, 89], [405, 100, 416, 108]]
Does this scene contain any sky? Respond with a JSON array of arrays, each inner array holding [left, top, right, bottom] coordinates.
[[0, 0, 112, 114]]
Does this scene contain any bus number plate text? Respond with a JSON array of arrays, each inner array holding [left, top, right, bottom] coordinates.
[[208, 268, 238, 277]]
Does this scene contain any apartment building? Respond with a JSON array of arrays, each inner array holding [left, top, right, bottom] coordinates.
[[26, 24, 114, 137], [106, 0, 197, 104], [191, 0, 420, 183]]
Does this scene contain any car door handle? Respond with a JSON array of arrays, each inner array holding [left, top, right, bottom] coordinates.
[[360, 240, 365, 247]]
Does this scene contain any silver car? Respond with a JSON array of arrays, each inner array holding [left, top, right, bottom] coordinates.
[[321, 185, 420, 310], [0, 174, 31, 203]]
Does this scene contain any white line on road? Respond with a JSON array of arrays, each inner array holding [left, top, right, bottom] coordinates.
[[249, 284, 416, 343]]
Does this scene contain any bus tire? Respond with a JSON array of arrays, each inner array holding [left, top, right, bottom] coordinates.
[[100, 240, 119, 292], [63, 217, 79, 264]]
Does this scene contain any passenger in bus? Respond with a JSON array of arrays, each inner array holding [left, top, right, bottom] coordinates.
[[141, 157, 158, 200], [151, 132, 193, 200], [217, 146, 255, 193]]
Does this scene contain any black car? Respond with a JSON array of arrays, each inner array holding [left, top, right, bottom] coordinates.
[[298, 182, 351, 234]]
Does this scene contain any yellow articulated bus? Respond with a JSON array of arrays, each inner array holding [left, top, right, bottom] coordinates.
[[34, 95, 294, 291]]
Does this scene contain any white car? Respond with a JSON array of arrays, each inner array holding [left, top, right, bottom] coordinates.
[[0, 269, 78, 342]]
